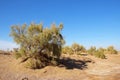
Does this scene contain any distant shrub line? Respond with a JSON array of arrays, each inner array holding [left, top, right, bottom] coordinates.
[[62, 43, 118, 59]]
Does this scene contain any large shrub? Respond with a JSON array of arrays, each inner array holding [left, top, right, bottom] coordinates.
[[10, 23, 65, 69]]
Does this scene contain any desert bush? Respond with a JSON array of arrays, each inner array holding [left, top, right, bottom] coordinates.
[[62, 46, 73, 55], [62, 43, 86, 55], [94, 48, 106, 59], [71, 43, 81, 54], [87, 47, 106, 59], [10, 23, 65, 69], [71, 43, 86, 55], [94, 51, 106, 59], [80, 45, 86, 52], [98, 47, 106, 52], [105, 46, 118, 54], [87, 46, 96, 55]]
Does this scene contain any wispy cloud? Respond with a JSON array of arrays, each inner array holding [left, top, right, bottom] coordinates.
[[0, 40, 19, 50]]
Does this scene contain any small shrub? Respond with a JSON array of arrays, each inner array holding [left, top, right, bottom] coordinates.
[[62, 43, 86, 55], [94, 50, 106, 59], [106, 46, 118, 54], [62, 46, 72, 54], [87, 47, 106, 59], [65, 48, 73, 55], [71, 43, 86, 54], [87, 46, 96, 55]]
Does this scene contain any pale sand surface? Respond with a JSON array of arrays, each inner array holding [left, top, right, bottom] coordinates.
[[0, 53, 120, 80]]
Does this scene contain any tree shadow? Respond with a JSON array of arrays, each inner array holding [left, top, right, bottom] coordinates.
[[58, 57, 93, 70]]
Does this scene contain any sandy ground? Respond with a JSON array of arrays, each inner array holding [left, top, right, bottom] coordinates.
[[0, 53, 120, 80]]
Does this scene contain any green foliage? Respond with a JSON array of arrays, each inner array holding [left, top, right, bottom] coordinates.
[[10, 23, 65, 69]]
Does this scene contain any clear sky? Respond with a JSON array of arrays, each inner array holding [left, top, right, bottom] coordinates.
[[0, 0, 120, 50]]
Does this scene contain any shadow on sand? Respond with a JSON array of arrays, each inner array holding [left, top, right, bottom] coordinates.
[[58, 57, 93, 70]]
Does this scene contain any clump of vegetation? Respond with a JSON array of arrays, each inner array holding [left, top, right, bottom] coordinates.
[[87, 47, 106, 59], [62, 43, 118, 59], [94, 48, 106, 59], [71, 43, 86, 55], [87, 46, 96, 55], [62, 46, 73, 55], [10, 23, 65, 69], [105, 46, 118, 54], [62, 43, 86, 55]]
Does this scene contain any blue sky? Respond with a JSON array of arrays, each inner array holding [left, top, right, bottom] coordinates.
[[0, 0, 120, 50]]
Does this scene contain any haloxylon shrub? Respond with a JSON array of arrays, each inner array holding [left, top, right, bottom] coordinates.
[[10, 23, 65, 69], [87, 47, 106, 59], [62, 43, 86, 55]]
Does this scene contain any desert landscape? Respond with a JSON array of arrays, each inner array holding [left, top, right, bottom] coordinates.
[[0, 0, 120, 80], [0, 50, 120, 80]]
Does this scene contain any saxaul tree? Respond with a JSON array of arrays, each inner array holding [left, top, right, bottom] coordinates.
[[10, 23, 65, 69]]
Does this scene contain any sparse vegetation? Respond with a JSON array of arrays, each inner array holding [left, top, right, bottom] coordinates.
[[62, 43, 86, 55], [9, 23, 118, 69], [95, 48, 106, 59], [71, 43, 86, 55], [62, 46, 73, 55], [87, 47, 106, 59], [105, 46, 118, 54], [87, 46, 97, 56], [10, 23, 65, 69], [62, 44, 118, 59], [87, 46, 118, 59]]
